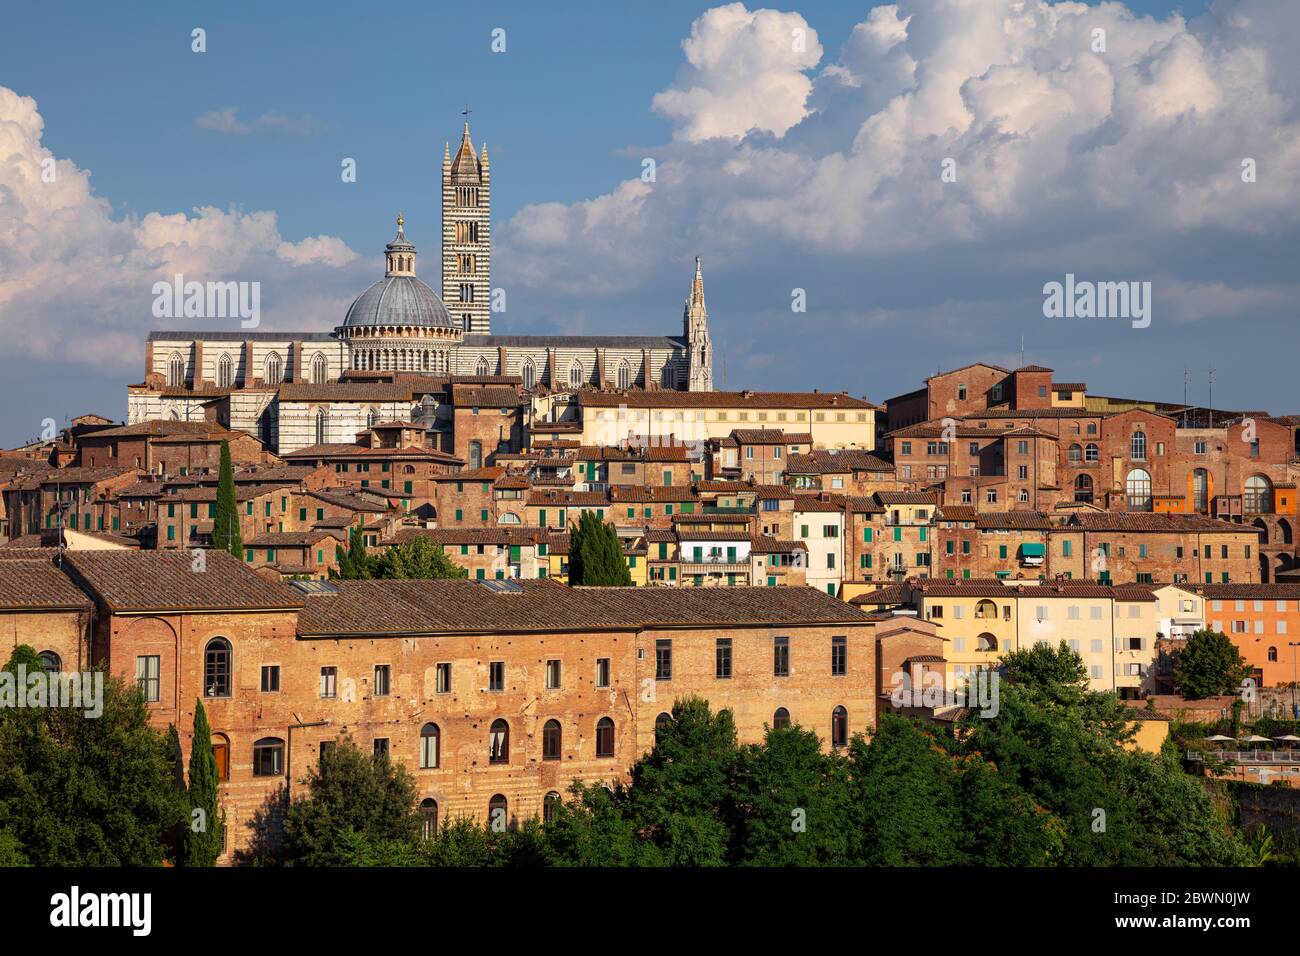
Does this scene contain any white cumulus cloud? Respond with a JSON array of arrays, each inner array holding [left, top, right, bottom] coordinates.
[[0, 86, 360, 368]]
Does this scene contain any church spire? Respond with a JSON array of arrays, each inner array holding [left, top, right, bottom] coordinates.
[[684, 256, 712, 391]]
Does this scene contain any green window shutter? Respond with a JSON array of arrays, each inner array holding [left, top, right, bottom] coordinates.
[[559, 510, 566, 525], [168, 504, 176, 518], [317, 549, 323, 562], [265, 502, 271, 517], [167, 526, 175, 541], [455, 509, 463, 521], [665, 504, 673, 516], [190, 503, 198, 519], [768, 575, 777, 587], [299, 508, 307, 521], [801, 525, 809, 538], [865, 554, 872, 568], [658, 543, 667, 559], [316, 508, 324, 520], [669, 568, 677, 581], [245, 549, 252, 561], [267, 548, 276, 561], [496, 570, 505, 579], [404, 481, 413, 493], [111, 516, 119, 530], [539, 544, 548, 556], [863, 528, 872, 543], [476, 568, 485, 580], [893, 528, 901, 542], [999, 545, 1007, 558], [509, 545, 521, 562], [962, 569, 970, 579], [281, 496, 287, 512], [461, 545, 469, 555], [962, 541, 970, 554], [1062, 540, 1072, 557], [681, 503, 695, 514], [209, 503, 216, 518], [644, 507, 652, 518], [726, 546, 736, 562], [630, 556, 637, 568], [946, 540, 954, 554], [481, 509, 488, 522], [539, 509, 547, 526], [919, 527, 927, 542]]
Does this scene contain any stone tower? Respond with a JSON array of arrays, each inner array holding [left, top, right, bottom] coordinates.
[[684, 256, 713, 391], [442, 121, 492, 335]]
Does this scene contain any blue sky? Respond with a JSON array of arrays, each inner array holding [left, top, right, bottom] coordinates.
[[5, 0, 1292, 448]]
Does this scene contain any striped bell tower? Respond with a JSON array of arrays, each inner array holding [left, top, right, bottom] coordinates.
[[442, 114, 492, 335]]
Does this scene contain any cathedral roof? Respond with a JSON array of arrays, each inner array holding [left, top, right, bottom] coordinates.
[[342, 275, 454, 330]]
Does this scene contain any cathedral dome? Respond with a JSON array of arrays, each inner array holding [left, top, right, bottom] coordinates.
[[342, 274, 453, 330], [340, 215, 455, 330]]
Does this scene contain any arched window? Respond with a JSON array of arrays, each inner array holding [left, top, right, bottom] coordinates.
[[772, 707, 790, 730], [1084, 443, 1099, 463], [975, 599, 998, 620], [976, 633, 998, 651], [617, 360, 631, 390], [542, 719, 562, 761], [569, 360, 584, 388], [1074, 473, 1094, 503], [521, 358, 536, 391], [209, 733, 230, 781], [543, 791, 561, 824], [1245, 475, 1272, 514], [1268, 646, 1278, 662], [498, 512, 521, 525], [204, 637, 231, 698], [168, 352, 185, 387], [655, 712, 672, 733], [488, 794, 508, 830], [37, 651, 61, 673], [468, 440, 482, 470], [311, 353, 327, 384], [476, 356, 490, 377], [217, 353, 234, 388], [1130, 430, 1147, 461], [420, 798, 439, 839], [831, 706, 848, 748], [489, 719, 509, 764], [420, 722, 440, 769], [1125, 468, 1152, 511], [315, 409, 328, 445], [596, 717, 615, 758], [252, 737, 284, 776], [661, 364, 675, 388], [1068, 443, 1082, 464], [265, 352, 283, 385], [367, 408, 379, 428]]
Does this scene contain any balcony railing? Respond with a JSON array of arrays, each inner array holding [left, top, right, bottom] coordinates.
[[1186, 750, 1300, 764]]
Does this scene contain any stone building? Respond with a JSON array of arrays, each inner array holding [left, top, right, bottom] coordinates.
[[129, 122, 713, 454]]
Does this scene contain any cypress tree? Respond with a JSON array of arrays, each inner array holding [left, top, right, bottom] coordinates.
[[570, 511, 632, 586], [211, 440, 243, 559], [184, 700, 224, 867], [333, 524, 373, 579]]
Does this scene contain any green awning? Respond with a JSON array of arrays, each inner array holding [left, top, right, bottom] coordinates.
[[1019, 543, 1046, 556]]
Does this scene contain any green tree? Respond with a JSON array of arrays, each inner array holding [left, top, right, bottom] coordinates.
[[373, 535, 469, 580], [622, 697, 736, 865], [211, 440, 243, 559], [0, 648, 187, 865], [1174, 629, 1250, 700], [538, 783, 661, 866], [728, 723, 856, 865], [332, 524, 374, 579], [280, 737, 420, 866], [183, 700, 224, 866], [568, 510, 632, 585]]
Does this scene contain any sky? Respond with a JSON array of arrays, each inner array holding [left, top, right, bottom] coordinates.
[[4, 0, 1297, 447]]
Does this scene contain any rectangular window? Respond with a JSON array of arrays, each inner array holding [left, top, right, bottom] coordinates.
[[373, 738, 390, 759], [136, 656, 160, 702], [656, 639, 673, 681], [773, 636, 790, 677], [435, 663, 451, 694], [596, 658, 611, 688], [716, 638, 732, 679], [489, 661, 505, 692], [545, 659, 562, 690], [373, 664, 391, 697], [319, 667, 337, 699], [260, 665, 280, 693], [831, 636, 846, 676]]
